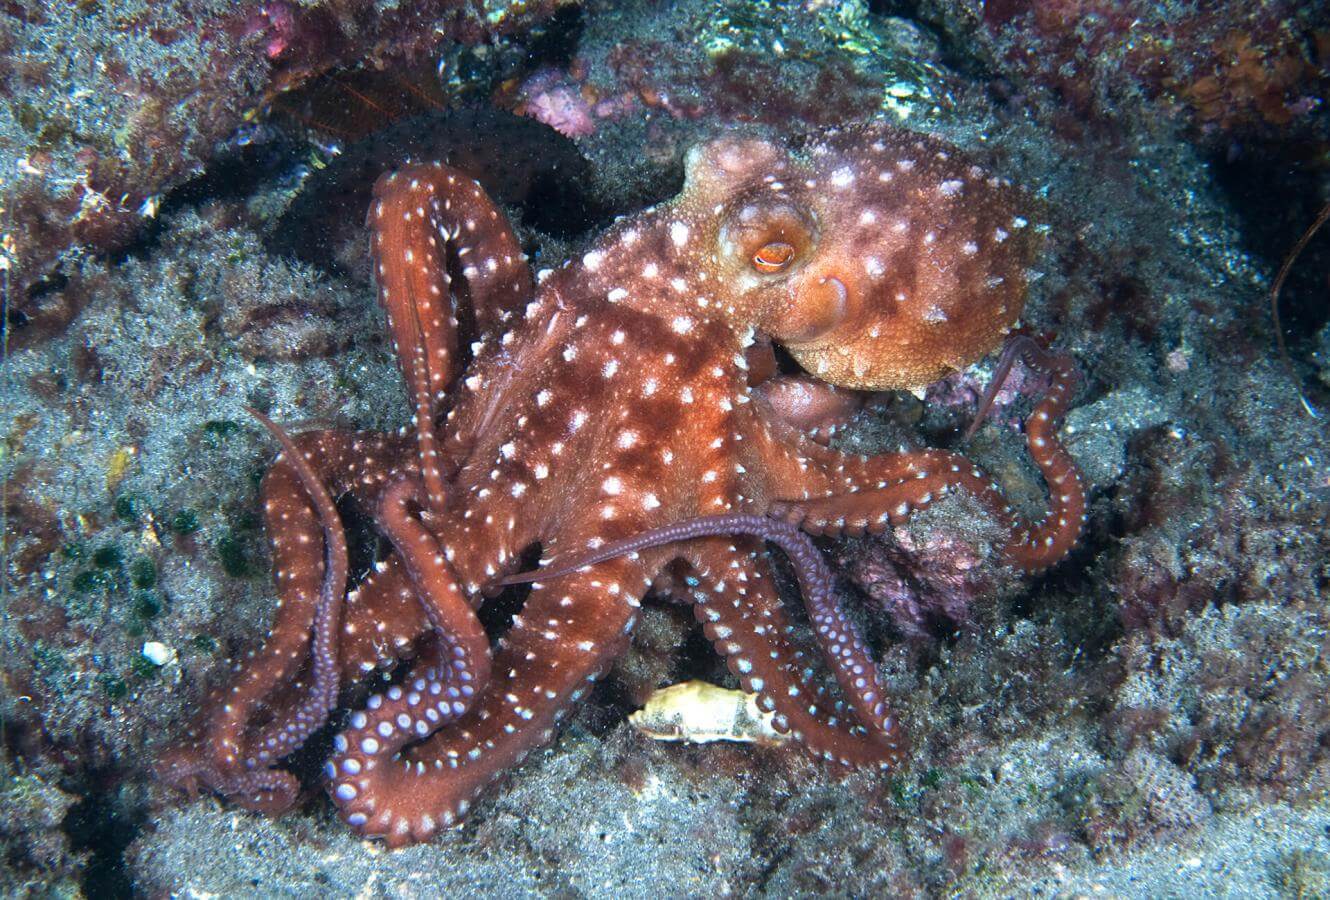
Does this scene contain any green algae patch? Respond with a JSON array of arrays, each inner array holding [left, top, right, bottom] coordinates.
[[129, 556, 157, 589], [202, 420, 241, 441], [93, 544, 124, 569], [216, 534, 252, 578], [170, 508, 200, 535], [114, 494, 144, 523]]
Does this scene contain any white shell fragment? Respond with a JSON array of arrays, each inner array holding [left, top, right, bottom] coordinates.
[[141, 641, 176, 667], [628, 680, 787, 746]]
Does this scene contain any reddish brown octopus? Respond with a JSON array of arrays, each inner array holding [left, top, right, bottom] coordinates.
[[160, 122, 1086, 847]]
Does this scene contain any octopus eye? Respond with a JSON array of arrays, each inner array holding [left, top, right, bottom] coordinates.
[[752, 242, 795, 273]]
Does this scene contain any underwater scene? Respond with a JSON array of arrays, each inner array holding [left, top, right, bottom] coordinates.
[[2, 0, 1329, 896]]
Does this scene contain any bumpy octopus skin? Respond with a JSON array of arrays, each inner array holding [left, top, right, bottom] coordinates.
[[159, 122, 1086, 847]]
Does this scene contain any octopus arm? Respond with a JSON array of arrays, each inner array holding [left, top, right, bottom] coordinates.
[[763, 343, 1085, 572], [744, 403, 921, 498], [505, 518, 907, 765], [333, 469, 491, 713], [375, 475, 490, 673], [159, 424, 363, 812], [370, 164, 534, 519], [683, 538, 906, 768], [339, 552, 432, 677], [752, 375, 864, 444], [329, 554, 653, 847]]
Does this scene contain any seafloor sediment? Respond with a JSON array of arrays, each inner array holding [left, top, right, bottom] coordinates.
[[2, 1, 1329, 897]]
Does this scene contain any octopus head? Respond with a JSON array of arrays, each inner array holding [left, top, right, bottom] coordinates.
[[683, 124, 1040, 390]]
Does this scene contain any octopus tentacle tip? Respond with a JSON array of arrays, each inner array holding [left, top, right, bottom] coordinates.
[[162, 122, 1086, 845]]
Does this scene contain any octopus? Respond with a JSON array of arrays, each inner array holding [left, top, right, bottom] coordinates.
[[159, 122, 1086, 847]]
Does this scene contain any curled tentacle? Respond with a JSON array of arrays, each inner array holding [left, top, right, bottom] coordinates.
[[337, 554, 650, 846], [985, 336, 1086, 568], [370, 163, 535, 520], [327, 474, 493, 842], [241, 410, 349, 772], [767, 338, 1085, 572]]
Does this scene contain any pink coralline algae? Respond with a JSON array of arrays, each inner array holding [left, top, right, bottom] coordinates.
[[514, 68, 606, 138], [844, 518, 1003, 640], [925, 354, 1051, 434], [511, 63, 671, 139], [245, 3, 304, 61]]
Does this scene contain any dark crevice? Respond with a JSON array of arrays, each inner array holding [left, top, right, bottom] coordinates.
[[1211, 147, 1330, 355], [160, 137, 308, 218], [265, 107, 609, 279], [478, 542, 542, 645], [770, 341, 803, 377], [864, 0, 996, 81], [866, 0, 920, 17], [61, 774, 143, 900], [519, 4, 584, 72], [110, 135, 309, 269], [336, 492, 391, 587]]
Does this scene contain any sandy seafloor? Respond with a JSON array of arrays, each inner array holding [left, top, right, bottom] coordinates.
[[3, 1, 1330, 897]]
